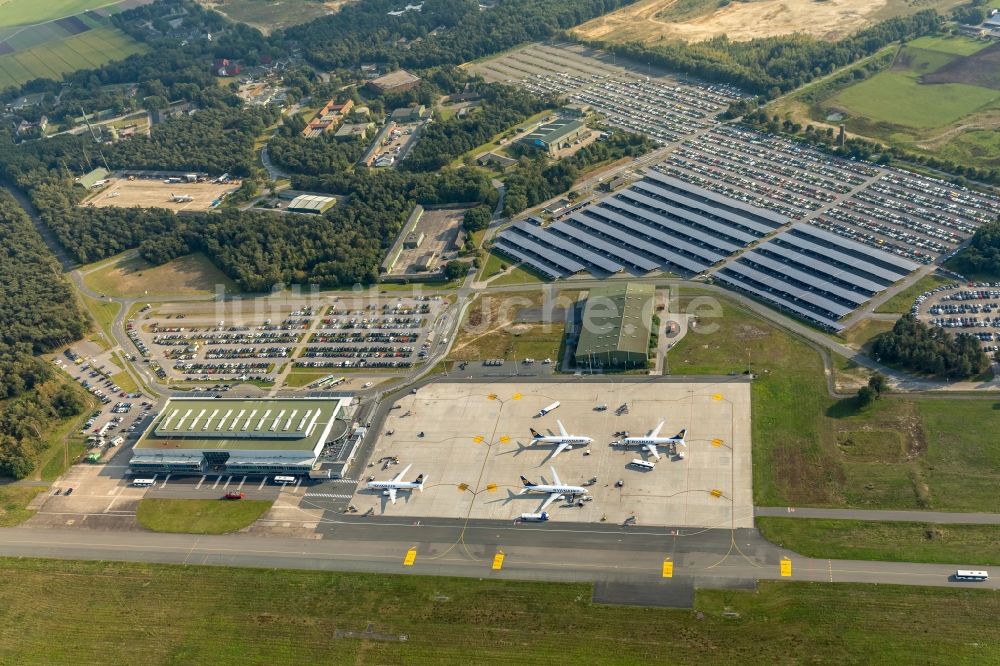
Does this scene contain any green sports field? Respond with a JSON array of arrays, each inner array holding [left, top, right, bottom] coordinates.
[[0, 25, 145, 89], [0, 0, 113, 28]]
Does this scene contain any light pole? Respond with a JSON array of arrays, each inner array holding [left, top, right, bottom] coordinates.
[[746, 347, 752, 376]]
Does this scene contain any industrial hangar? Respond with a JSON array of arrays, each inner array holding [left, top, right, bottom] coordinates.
[[129, 397, 350, 476], [575, 282, 654, 370], [354, 380, 753, 528]]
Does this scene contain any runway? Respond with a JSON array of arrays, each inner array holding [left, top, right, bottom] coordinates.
[[1, 517, 995, 593]]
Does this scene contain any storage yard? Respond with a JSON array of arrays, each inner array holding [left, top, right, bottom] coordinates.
[[483, 42, 1000, 331], [353, 379, 753, 528], [81, 176, 239, 212]]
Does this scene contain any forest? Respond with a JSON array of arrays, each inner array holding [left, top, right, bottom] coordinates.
[[948, 219, 1000, 277], [0, 192, 89, 478], [871, 314, 988, 380]]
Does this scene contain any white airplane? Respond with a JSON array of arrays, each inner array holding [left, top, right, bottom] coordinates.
[[170, 193, 194, 203], [623, 422, 687, 460], [528, 420, 592, 459], [366, 464, 426, 504], [518, 466, 587, 512]]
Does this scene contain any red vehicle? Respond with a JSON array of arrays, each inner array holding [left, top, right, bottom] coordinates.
[[223, 492, 245, 500]]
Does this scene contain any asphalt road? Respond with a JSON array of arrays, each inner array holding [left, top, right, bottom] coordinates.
[[0, 519, 995, 590]]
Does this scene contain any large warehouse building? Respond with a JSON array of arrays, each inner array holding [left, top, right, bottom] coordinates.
[[519, 118, 589, 155], [575, 282, 654, 370], [129, 397, 349, 476]]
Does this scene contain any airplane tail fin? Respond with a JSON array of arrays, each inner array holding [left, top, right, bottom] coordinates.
[[676, 429, 687, 440], [520, 475, 534, 487], [529, 428, 542, 439], [414, 474, 426, 490]]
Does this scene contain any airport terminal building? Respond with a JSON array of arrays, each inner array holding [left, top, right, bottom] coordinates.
[[575, 282, 654, 370], [129, 397, 349, 476]]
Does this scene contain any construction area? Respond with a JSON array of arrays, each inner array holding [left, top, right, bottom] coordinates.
[[353, 379, 753, 528], [81, 176, 240, 212]]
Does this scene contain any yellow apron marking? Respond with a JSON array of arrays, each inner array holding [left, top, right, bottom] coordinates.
[[512, 393, 521, 400], [403, 547, 417, 566], [492, 551, 505, 570], [711, 438, 723, 447], [712, 393, 723, 401], [473, 435, 484, 443], [662, 558, 673, 578], [499, 435, 510, 443], [486, 483, 497, 492], [780, 557, 792, 577], [710, 489, 723, 498]]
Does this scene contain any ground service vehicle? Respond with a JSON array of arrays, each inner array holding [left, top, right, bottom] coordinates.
[[955, 570, 989, 581], [131, 478, 155, 487]]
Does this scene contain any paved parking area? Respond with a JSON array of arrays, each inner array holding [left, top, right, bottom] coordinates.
[[913, 281, 1000, 353], [350, 379, 753, 528], [126, 295, 447, 385]]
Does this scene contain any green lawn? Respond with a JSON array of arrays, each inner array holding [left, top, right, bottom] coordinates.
[[282, 369, 339, 388], [874, 273, 954, 314], [79, 293, 121, 347], [0, 559, 998, 663], [136, 499, 273, 534], [0, 0, 111, 27], [0, 485, 45, 526], [831, 70, 1000, 129], [82, 251, 237, 298], [491, 263, 546, 286], [907, 34, 993, 56], [668, 289, 1000, 511], [759, 517, 1000, 565], [837, 318, 895, 349]]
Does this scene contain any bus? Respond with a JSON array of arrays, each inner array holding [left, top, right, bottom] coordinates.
[[955, 570, 989, 582], [131, 478, 155, 487], [273, 475, 296, 484]]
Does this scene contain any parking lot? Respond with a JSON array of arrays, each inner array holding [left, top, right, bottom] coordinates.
[[470, 41, 742, 145], [912, 282, 1000, 353], [52, 346, 154, 464], [127, 295, 448, 385], [351, 379, 753, 528]]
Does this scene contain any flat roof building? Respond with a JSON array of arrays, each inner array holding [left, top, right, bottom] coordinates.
[[575, 283, 654, 370], [130, 397, 349, 476], [288, 194, 336, 214], [519, 118, 589, 156]]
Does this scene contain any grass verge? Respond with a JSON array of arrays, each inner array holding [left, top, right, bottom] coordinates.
[[758, 517, 1000, 565], [0, 560, 998, 663], [0, 485, 45, 526], [874, 273, 954, 314], [136, 498, 273, 534]]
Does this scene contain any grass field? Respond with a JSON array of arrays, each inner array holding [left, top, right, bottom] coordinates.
[[907, 34, 994, 56], [875, 273, 954, 314], [449, 290, 572, 363], [830, 71, 999, 129], [0, 25, 145, 89], [668, 289, 1000, 511], [837, 318, 895, 350], [0, 0, 112, 27], [0, 485, 44, 526], [79, 293, 121, 348], [758, 517, 1000, 565], [1, 559, 999, 663], [196, 0, 349, 35], [136, 499, 273, 534], [83, 252, 237, 298]]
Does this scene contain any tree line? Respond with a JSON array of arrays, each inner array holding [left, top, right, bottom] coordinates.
[[0, 192, 89, 478], [871, 314, 988, 379], [949, 219, 1000, 277]]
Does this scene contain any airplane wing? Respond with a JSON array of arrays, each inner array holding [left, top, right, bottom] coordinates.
[[647, 420, 665, 438], [391, 463, 412, 483], [645, 443, 661, 460], [387, 487, 398, 504], [557, 420, 568, 438], [549, 441, 570, 460], [550, 466, 562, 486], [539, 492, 563, 512]]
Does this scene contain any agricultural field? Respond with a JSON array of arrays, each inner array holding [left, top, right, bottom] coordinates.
[[572, 0, 966, 44], [82, 252, 237, 298], [0, 0, 114, 28], [776, 36, 1000, 171], [0, 24, 145, 89], [667, 289, 1000, 511], [1, 559, 998, 664], [196, 0, 350, 34]]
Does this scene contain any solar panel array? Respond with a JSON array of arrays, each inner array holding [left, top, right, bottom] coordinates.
[[716, 225, 919, 330], [494, 171, 788, 278]]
